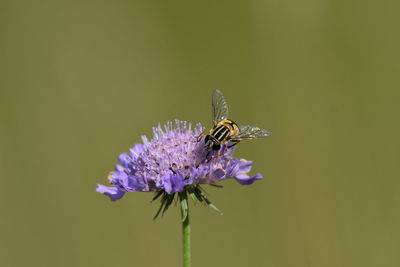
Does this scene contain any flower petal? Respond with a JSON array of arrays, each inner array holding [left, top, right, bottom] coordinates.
[[118, 153, 132, 168], [109, 171, 128, 185], [212, 168, 226, 180], [129, 144, 145, 159], [124, 175, 148, 191], [225, 159, 240, 178], [238, 159, 253, 173], [163, 171, 185, 194], [96, 185, 125, 201], [234, 173, 263, 185], [115, 164, 124, 172]]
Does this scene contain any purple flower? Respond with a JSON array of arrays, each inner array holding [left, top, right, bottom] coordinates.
[[97, 120, 263, 216]]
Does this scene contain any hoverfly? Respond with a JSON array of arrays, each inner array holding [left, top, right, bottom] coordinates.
[[204, 89, 271, 155]]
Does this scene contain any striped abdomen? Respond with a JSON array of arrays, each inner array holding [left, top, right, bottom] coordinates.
[[205, 119, 239, 151]]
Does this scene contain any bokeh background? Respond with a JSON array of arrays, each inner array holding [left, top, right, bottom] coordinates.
[[1, 1, 399, 266]]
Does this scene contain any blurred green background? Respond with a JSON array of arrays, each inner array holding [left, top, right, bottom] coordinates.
[[1, 0, 399, 266]]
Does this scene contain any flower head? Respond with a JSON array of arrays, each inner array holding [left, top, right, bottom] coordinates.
[[97, 120, 263, 217]]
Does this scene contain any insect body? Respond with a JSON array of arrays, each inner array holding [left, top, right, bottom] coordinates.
[[205, 119, 239, 151], [204, 89, 271, 154]]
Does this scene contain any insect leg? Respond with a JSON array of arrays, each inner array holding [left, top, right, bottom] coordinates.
[[226, 140, 240, 149], [195, 131, 206, 142], [205, 150, 210, 160]]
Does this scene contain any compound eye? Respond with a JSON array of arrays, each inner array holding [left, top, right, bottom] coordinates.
[[214, 143, 221, 151]]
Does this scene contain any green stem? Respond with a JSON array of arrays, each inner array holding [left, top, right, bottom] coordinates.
[[179, 192, 191, 267]]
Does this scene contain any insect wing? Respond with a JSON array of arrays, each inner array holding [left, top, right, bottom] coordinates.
[[234, 125, 272, 140], [212, 89, 229, 125]]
